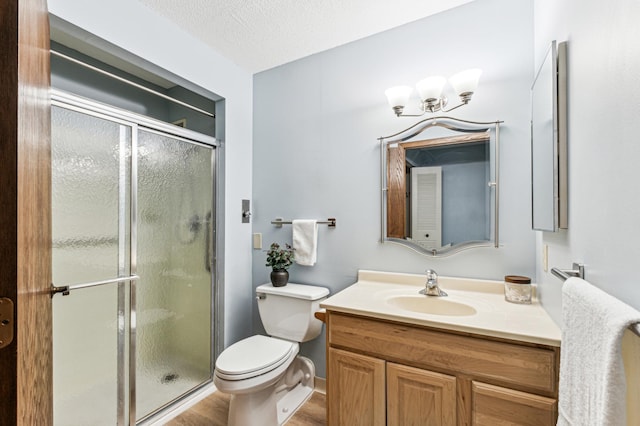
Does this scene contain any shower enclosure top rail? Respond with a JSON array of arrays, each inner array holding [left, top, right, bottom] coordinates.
[[51, 89, 218, 148]]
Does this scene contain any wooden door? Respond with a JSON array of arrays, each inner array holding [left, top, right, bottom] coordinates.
[[387, 146, 406, 238], [0, 0, 52, 425], [472, 382, 557, 425], [327, 348, 385, 426], [387, 362, 456, 426]]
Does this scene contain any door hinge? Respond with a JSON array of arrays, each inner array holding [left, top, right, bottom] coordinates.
[[0, 298, 14, 349]]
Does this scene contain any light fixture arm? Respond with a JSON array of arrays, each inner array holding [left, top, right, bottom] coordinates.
[[394, 95, 471, 117], [440, 98, 470, 113]]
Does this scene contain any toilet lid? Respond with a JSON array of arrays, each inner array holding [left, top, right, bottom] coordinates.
[[215, 335, 297, 378]]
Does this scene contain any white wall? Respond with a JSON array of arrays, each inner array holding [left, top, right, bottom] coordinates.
[[48, 0, 255, 347], [252, 0, 535, 377], [534, 0, 640, 323]]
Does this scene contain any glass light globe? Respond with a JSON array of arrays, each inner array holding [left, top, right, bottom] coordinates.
[[384, 86, 413, 108], [449, 69, 482, 96], [416, 76, 446, 101]]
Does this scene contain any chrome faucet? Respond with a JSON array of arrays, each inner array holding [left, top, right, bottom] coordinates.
[[421, 269, 447, 297]]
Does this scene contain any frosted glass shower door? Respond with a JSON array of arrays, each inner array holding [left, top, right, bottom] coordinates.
[[135, 129, 214, 421], [52, 105, 131, 426], [52, 99, 216, 425]]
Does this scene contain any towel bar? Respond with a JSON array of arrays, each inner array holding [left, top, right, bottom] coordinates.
[[552, 263, 640, 337], [551, 263, 585, 281], [272, 218, 336, 228]]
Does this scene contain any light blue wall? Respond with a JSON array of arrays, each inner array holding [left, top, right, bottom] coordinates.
[[409, 143, 490, 245], [252, 0, 535, 377], [441, 160, 490, 244], [534, 0, 640, 324]]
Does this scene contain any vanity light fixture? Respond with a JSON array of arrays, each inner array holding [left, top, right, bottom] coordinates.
[[385, 69, 482, 117]]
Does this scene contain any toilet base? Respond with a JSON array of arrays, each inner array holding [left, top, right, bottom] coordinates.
[[276, 356, 315, 425], [226, 356, 315, 426], [275, 382, 314, 425], [228, 385, 278, 426]]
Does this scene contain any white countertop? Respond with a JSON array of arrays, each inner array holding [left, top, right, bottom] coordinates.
[[321, 270, 561, 347]]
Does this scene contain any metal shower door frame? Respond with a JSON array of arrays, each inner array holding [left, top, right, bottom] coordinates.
[[51, 89, 219, 426]]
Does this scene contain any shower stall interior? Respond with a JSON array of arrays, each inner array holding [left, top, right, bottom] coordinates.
[[51, 91, 218, 425]]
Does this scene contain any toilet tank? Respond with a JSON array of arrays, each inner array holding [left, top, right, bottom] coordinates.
[[256, 283, 330, 342]]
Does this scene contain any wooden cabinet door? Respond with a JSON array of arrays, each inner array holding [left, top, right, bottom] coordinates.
[[472, 382, 557, 425], [387, 363, 456, 426], [327, 347, 385, 426]]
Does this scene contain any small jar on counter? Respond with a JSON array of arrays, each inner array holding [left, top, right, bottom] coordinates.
[[504, 275, 532, 304]]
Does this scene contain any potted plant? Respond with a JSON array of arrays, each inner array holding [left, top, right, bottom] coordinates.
[[265, 242, 295, 287]]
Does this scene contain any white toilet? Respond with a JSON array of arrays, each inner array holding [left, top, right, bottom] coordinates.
[[214, 282, 329, 426]]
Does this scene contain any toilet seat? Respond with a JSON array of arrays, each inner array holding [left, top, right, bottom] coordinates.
[[215, 335, 298, 381]]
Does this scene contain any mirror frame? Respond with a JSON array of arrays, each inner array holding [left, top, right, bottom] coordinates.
[[379, 116, 503, 257], [531, 40, 568, 231]]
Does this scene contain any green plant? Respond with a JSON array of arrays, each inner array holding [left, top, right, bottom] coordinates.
[[265, 242, 295, 270]]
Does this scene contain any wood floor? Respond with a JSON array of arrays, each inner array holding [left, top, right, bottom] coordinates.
[[167, 391, 326, 425]]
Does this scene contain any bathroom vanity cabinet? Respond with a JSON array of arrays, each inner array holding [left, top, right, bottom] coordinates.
[[325, 311, 560, 426]]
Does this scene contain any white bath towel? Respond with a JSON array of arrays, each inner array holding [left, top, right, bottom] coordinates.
[[558, 277, 640, 426], [292, 219, 318, 266]]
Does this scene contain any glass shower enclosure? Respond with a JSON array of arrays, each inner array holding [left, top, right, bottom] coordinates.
[[51, 91, 217, 425]]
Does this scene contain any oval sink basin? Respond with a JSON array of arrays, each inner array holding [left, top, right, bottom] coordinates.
[[387, 296, 477, 316]]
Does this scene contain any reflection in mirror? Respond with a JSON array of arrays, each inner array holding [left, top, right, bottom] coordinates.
[[380, 117, 501, 256], [531, 40, 567, 231]]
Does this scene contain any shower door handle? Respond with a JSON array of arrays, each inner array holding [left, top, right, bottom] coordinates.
[[51, 275, 140, 297], [205, 211, 212, 272], [50, 284, 70, 297]]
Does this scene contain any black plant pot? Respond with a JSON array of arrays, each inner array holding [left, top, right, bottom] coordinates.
[[270, 269, 289, 287]]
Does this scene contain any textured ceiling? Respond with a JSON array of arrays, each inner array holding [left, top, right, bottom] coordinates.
[[136, 0, 475, 73]]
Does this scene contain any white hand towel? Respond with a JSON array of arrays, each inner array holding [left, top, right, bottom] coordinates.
[[292, 219, 318, 266], [558, 277, 640, 426]]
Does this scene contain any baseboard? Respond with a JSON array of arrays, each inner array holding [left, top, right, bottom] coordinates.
[[314, 376, 326, 394]]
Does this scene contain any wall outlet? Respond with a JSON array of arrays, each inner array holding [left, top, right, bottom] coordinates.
[[253, 233, 262, 250], [543, 244, 549, 272]]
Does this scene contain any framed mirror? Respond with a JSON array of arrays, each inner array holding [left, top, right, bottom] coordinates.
[[531, 40, 568, 231], [380, 117, 502, 256]]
